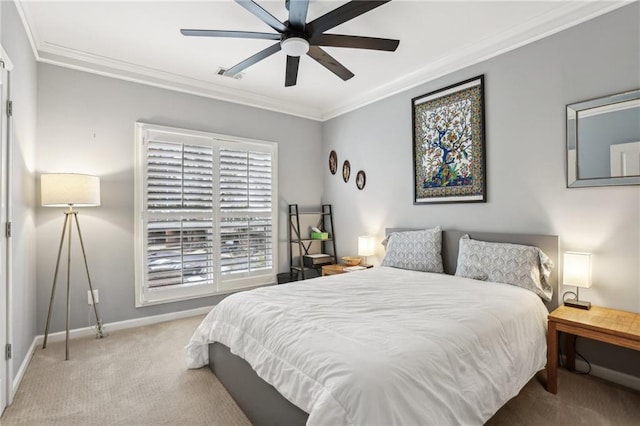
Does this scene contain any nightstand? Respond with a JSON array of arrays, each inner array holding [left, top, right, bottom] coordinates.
[[546, 305, 640, 394], [321, 264, 373, 276]]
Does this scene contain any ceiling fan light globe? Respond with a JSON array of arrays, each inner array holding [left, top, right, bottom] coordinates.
[[281, 37, 309, 57]]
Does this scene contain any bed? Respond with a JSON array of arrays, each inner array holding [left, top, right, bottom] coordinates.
[[187, 229, 559, 425]]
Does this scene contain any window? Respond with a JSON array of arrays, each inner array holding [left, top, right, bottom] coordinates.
[[135, 123, 277, 306]]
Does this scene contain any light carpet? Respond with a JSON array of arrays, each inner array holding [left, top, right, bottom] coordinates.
[[2, 314, 639, 425], [1, 315, 249, 425]]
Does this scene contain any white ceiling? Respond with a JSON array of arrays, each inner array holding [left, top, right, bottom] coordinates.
[[16, 1, 629, 121]]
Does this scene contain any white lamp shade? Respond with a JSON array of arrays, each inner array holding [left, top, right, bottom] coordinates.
[[358, 236, 375, 257], [41, 173, 101, 207], [563, 252, 592, 288]]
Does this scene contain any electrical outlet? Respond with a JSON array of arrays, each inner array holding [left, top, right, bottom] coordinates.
[[87, 289, 99, 305]]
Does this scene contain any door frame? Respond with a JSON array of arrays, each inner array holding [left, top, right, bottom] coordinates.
[[0, 45, 14, 412]]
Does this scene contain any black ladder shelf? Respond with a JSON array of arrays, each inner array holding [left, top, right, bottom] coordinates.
[[288, 204, 337, 280]]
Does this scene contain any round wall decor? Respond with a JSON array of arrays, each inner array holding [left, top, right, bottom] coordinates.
[[342, 160, 351, 183], [356, 170, 366, 190], [329, 150, 337, 175]]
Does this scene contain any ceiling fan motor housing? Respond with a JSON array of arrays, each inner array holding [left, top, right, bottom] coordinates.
[[280, 34, 310, 57]]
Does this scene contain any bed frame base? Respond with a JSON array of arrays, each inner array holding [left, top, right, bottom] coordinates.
[[209, 342, 308, 426]]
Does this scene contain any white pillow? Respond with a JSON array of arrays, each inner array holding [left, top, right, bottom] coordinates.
[[455, 235, 553, 301], [381, 227, 443, 273]]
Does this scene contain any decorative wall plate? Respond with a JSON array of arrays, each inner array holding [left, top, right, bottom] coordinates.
[[342, 160, 351, 183], [356, 170, 366, 190], [329, 150, 337, 175]]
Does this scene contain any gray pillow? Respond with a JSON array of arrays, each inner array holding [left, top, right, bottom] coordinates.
[[381, 227, 444, 273], [455, 235, 553, 301]]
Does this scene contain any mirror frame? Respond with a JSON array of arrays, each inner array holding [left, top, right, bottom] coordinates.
[[566, 88, 640, 188]]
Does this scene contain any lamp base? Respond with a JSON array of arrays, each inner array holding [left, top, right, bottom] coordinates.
[[564, 298, 591, 310], [95, 320, 107, 339]]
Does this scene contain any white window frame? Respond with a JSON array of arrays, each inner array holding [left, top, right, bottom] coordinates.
[[134, 123, 278, 306]]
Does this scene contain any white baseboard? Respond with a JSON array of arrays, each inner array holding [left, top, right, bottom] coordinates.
[[12, 337, 39, 401], [574, 359, 640, 392], [559, 354, 640, 391], [33, 305, 213, 345], [13, 305, 213, 398]]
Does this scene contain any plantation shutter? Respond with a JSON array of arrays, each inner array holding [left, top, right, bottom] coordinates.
[[219, 148, 274, 286], [145, 141, 215, 289], [136, 123, 277, 306]]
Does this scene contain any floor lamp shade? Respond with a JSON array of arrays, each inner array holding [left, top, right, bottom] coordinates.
[[41, 174, 101, 207]]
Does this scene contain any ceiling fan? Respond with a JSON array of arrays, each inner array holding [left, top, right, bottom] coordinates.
[[181, 0, 399, 87]]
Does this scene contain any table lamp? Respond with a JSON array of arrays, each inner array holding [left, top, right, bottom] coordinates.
[[358, 236, 375, 266], [563, 251, 592, 310], [41, 173, 105, 360]]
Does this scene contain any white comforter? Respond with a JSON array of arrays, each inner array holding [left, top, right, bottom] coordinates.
[[186, 267, 548, 425]]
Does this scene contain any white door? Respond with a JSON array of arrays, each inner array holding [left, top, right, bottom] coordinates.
[[0, 50, 12, 414], [610, 141, 640, 177]]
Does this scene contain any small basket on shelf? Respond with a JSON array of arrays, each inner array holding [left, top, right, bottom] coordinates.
[[342, 256, 362, 266]]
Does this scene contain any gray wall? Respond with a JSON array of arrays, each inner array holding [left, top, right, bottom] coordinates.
[[1, 0, 38, 378], [323, 4, 640, 377], [36, 64, 323, 333]]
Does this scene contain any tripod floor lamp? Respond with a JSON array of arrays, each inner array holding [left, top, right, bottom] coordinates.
[[41, 173, 105, 360]]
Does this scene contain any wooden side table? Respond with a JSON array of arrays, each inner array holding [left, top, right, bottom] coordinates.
[[321, 264, 373, 276], [546, 305, 640, 394]]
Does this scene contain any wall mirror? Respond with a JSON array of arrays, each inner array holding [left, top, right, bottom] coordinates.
[[567, 89, 640, 187]]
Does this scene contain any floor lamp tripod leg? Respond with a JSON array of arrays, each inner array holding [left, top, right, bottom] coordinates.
[[65, 211, 73, 361], [43, 212, 70, 349], [73, 212, 105, 338]]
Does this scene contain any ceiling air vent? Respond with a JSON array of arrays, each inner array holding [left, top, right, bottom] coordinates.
[[216, 67, 243, 80]]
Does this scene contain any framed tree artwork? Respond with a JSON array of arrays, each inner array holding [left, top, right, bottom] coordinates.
[[412, 75, 486, 204]]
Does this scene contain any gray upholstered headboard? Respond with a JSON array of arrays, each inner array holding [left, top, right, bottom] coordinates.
[[385, 228, 560, 310]]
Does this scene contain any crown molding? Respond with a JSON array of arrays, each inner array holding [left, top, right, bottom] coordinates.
[[14, 0, 39, 61], [36, 44, 323, 121], [14, 0, 323, 120], [320, 1, 634, 120], [15, 0, 634, 123]]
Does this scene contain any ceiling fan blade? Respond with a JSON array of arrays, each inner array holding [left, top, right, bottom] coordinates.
[[285, 56, 300, 87], [310, 34, 399, 51], [225, 43, 282, 76], [234, 0, 287, 33], [306, 1, 390, 36], [180, 29, 281, 40], [307, 46, 354, 81], [288, 0, 310, 31]]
